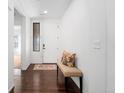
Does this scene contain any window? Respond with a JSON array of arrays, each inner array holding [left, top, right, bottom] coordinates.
[[33, 23, 40, 51]]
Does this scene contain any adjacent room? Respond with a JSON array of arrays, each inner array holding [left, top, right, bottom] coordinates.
[[8, 0, 115, 93]]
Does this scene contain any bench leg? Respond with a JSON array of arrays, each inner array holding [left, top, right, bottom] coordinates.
[[65, 77, 68, 91], [57, 65, 58, 79], [80, 76, 83, 93]]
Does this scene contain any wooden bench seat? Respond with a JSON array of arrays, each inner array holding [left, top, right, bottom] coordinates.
[[57, 62, 82, 77], [57, 62, 83, 93]]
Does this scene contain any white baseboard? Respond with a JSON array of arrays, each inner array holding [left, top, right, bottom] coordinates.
[[8, 84, 14, 93], [21, 63, 30, 70], [105, 89, 115, 93]]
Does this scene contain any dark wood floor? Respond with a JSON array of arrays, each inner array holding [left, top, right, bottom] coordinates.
[[11, 64, 69, 93], [11, 64, 80, 93]]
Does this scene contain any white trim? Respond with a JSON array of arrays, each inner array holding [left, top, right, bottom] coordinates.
[[21, 63, 30, 70], [8, 6, 12, 11], [105, 89, 115, 93], [8, 84, 14, 93], [14, 0, 26, 16]]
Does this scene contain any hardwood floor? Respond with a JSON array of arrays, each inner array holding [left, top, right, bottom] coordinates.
[[12, 64, 68, 93], [11, 64, 80, 93]]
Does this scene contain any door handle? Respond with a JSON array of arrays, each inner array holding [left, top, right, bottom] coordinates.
[[43, 44, 46, 49]]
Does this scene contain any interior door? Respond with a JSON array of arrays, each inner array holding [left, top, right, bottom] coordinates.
[[31, 21, 43, 63]]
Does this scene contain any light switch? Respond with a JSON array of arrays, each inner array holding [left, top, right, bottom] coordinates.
[[92, 40, 101, 49]]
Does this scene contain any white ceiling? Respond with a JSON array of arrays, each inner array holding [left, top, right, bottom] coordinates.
[[19, 0, 72, 18]]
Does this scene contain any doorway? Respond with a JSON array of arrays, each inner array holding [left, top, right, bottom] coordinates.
[[14, 9, 23, 76], [13, 25, 21, 76], [14, 25, 21, 69]]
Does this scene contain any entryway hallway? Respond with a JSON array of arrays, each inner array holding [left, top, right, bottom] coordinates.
[[8, 0, 115, 93]]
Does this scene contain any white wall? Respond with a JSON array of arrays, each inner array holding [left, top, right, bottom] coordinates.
[[106, 0, 115, 93], [30, 18, 61, 63], [21, 17, 31, 70], [14, 0, 31, 70], [25, 17, 31, 69], [61, 0, 109, 93], [14, 10, 22, 25], [14, 12, 31, 70], [8, 0, 31, 92], [8, 0, 14, 91]]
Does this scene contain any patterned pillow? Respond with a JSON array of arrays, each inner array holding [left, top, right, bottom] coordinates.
[[61, 51, 76, 67], [61, 51, 68, 65]]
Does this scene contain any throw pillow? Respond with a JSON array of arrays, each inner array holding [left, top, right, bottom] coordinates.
[[61, 51, 76, 67]]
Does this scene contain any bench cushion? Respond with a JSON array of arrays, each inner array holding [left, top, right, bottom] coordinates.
[[57, 62, 82, 77]]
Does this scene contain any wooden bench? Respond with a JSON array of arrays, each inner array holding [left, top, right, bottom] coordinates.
[[57, 62, 83, 93]]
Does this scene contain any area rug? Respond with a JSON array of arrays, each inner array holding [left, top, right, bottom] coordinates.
[[33, 64, 57, 70]]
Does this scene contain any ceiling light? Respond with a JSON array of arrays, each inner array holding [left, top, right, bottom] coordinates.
[[44, 11, 48, 14]]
